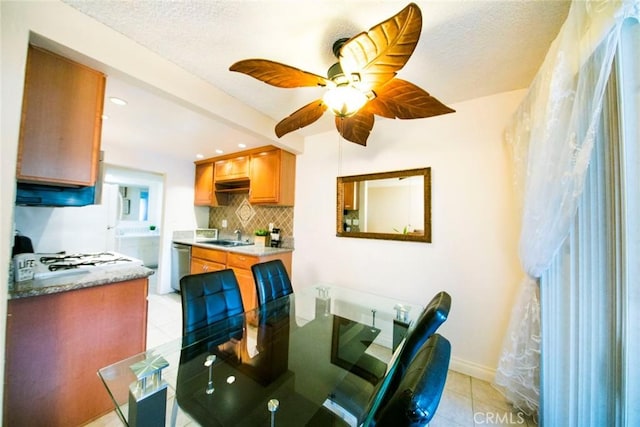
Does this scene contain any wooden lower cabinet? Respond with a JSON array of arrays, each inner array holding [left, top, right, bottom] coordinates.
[[189, 246, 292, 314], [190, 246, 228, 274], [3, 278, 148, 426], [230, 266, 258, 319], [191, 257, 226, 273], [227, 251, 292, 312]]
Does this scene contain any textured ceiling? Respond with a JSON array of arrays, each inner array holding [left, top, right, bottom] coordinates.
[[61, 0, 571, 159]]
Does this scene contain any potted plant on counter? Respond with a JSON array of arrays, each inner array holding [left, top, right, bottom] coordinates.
[[254, 229, 270, 247]]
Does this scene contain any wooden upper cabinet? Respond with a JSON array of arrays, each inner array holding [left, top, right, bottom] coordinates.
[[194, 161, 228, 206], [194, 162, 214, 205], [16, 45, 105, 186], [194, 145, 296, 206], [249, 149, 296, 206], [214, 156, 249, 182], [344, 181, 358, 210]]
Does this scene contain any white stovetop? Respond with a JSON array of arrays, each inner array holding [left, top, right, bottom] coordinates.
[[33, 251, 144, 280]]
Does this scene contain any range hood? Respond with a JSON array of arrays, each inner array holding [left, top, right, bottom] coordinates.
[[16, 151, 104, 207], [215, 179, 250, 193], [15, 183, 99, 207]]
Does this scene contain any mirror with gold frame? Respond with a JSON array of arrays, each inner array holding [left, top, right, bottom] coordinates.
[[336, 168, 431, 242]]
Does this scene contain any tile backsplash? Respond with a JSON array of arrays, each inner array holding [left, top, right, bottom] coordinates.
[[208, 193, 294, 247]]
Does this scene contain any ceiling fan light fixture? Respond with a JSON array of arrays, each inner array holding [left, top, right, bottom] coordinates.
[[323, 84, 368, 118], [229, 3, 452, 145]]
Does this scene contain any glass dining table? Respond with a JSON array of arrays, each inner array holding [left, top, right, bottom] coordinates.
[[98, 285, 423, 427]]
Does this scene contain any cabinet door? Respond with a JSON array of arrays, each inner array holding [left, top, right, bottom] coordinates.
[[17, 45, 105, 186], [194, 162, 213, 205], [192, 246, 227, 264], [190, 258, 226, 274], [194, 163, 229, 206], [230, 267, 258, 315], [215, 156, 249, 181], [227, 252, 257, 270], [249, 150, 280, 203], [228, 253, 258, 314], [249, 149, 296, 205]]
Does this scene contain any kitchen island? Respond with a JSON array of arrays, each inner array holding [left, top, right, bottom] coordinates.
[[4, 261, 153, 426]]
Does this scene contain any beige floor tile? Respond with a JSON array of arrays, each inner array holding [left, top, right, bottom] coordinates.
[[446, 369, 473, 396], [147, 324, 177, 349], [434, 389, 474, 426], [472, 378, 514, 413]]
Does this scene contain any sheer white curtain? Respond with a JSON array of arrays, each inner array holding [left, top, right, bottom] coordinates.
[[494, 0, 640, 415]]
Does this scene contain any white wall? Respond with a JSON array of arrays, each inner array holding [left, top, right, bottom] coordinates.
[[292, 90, 525, 380]]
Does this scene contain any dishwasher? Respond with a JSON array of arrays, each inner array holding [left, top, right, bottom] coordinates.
[[171, 243, 191, 292]]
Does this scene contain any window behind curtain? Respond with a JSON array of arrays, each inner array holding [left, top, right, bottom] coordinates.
[[618, 18, 639, 427], [540, 17, 639, 427]]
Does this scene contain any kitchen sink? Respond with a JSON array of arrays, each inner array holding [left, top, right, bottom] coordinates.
[[198, 239, 254, 247]]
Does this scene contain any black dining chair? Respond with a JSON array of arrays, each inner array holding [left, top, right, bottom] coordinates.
[[179, 269, 245, 335], [382, 291, 451, 405], [176, 269, 248, 425], [251, 259, 293, 306], [358, 291, 452, 425], [374, 333, 451, 426]]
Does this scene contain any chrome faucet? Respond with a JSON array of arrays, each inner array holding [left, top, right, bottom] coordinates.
[[234, 229, 242, 241]]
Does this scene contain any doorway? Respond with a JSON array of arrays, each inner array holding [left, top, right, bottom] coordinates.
[[103, 165, 164, 292]]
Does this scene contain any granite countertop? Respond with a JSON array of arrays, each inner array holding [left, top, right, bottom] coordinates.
[[172, 238, 294, 257], [9, 264, 154, 300]]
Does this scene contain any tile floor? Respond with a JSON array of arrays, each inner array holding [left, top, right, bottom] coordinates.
[[87, 277, 537, 427]]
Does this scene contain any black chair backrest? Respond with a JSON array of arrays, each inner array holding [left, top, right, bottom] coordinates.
[[367, 290, 451, 418], [357, 292, 451, 426], [180, 269, 244, 335], [399, 291, 451, 375], [375, 334, 451, 426], [251, 259, 293, 305]]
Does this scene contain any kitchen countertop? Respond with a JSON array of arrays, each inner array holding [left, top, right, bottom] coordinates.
[[172, 238, 294, 256], [8, 264, 154, 300]]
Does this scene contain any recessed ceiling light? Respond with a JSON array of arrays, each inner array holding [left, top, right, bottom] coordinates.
[[102, 114, 109, 120], [195, 154, 204, 159], [109, 97, 128, 106], [215, 149, 224, 154], [238, 143, 246, 148]]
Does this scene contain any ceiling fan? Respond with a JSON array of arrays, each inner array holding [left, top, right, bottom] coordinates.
[[229, 2, 455, 146]]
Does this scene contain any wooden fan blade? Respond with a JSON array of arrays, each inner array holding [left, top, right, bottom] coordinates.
[[367, 78, 455, 119], [275, 100, 328, 138], [335, 110, 375, 146], [230, 59, 329, 88], [339, 3, 422, 91]]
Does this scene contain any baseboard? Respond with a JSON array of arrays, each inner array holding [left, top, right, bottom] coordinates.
[[449, 356, 496, 382]]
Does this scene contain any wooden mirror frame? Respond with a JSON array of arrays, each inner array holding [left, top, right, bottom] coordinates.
[[336, 167, 431, 243]]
